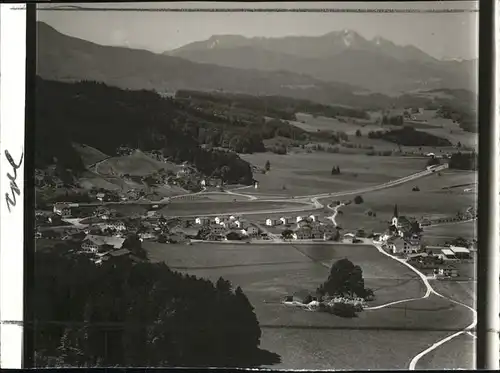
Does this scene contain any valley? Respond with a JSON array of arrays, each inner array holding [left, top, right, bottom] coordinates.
[[33, 11, 478, 371]]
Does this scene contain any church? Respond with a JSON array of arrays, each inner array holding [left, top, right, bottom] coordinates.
[[385, 204, 422, 255]]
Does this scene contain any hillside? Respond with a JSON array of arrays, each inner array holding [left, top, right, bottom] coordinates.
[[167, 30, 477, 94], [35, 77, 255, 185], [37, 22, 476, 112], [72, 143, 109, 167], [96, 150, 181, 177], [37, 22, 363, 106]]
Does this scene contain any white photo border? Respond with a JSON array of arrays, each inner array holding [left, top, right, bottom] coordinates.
[[0, 3, 26, 369]]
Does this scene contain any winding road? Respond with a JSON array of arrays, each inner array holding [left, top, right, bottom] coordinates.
[[368, 238, 476, 370], [63, 161, 474, 368]]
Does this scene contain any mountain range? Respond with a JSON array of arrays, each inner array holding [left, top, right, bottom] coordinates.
[[166, 30, 477, 94], [37, 22, 476, 109]]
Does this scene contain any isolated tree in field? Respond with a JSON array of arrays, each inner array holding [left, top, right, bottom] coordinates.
[[265, 160, 271, 172], [317, 258, 370, 298], [353, 195, 364, 204], [355, 129, 362, 137]]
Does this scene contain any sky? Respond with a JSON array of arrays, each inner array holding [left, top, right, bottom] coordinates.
[[37, 1, 479, 60]]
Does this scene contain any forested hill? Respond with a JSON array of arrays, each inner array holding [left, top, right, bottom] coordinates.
[[35, 77, 256, 185]]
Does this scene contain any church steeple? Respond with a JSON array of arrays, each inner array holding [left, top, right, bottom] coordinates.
[[391, 204, 399, 229]]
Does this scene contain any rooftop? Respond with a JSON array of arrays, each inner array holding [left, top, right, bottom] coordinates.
[[83, 234, 125, 249], [441, 248, 456, 257], [449, 246, 471, 254]]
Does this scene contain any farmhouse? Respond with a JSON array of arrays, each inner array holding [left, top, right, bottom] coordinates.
[[214, 216, 229, 225], [139, 232, 157, 241], [294, 225, 323, 240], [266, 218, 281, 227], [228, 220, 242, 229], [96, 192, 106, 202], [245, 226, 259, 236], [449, 246, 472, 260], [437, 248, 459, 261], [296, 216, 304, 223], [388, 234, 421, 255], [81, 235, 125, 254], [425, 245, 448, 255], [106, 221, 127, 231], [280, 216, 293, 225], [295, 226, 312, 240], [171, 226, 200, 239], [195, 216, 211, 225], [210, 224, 229, 236], [433, 265, 459, 279], [419, 218, 432, 227], [53, 203, 72, 217]]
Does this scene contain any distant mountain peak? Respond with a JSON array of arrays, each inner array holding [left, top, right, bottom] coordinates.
[[373, 36, 393, 46]]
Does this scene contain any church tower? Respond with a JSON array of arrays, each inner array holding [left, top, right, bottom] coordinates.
[[392, 204, 399, 228]]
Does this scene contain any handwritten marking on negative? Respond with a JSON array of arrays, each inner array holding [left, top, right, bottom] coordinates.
[[4, 149, 24, 213]]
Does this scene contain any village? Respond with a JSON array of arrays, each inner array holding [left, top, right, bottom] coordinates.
[[35, 190, 476, 283]]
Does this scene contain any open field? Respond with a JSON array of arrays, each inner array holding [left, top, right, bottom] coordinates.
[[162, 200, 309, 216], [240, 152, 427, 197], [414, 332, 475, 370], [144, 241, 473, 369], [324, 170, 476, 234], [430, 280, 476, 309], [260, 329, 460, 370], [422, 220, 477, 244], [173, 192, 252, 202]]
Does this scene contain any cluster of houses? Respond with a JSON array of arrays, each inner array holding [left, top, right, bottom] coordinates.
[[265, 214, 318, 227], [194, 215, 260, 241], [375, 204, 474, 280], [35, 168, 65, 189], [265, 214, 339, 241]]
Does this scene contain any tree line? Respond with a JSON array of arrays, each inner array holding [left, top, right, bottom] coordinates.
[[368, 126, 452, 147], [449, 151, 477, 170], [176, 90, 370, 120], [437, 104, 477, 133]]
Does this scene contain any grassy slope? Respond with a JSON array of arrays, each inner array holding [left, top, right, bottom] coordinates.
[[96, 150, 181, 177], [240, 152, 426, 197]]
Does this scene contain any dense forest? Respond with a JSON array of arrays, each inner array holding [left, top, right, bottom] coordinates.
[[175, 90, 371, 120], [36, 78, 258, 184], [367, 126, 452, 147], [32, 251, 276, 367], [436, 104, 478, 133], [449, 151, 477, 170]]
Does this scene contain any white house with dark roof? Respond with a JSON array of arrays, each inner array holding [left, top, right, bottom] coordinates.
[[53, 203, 72, 217], [266, 218, 281, 227], [195, 216, 210, 225], [449, 246, 472, 260]]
